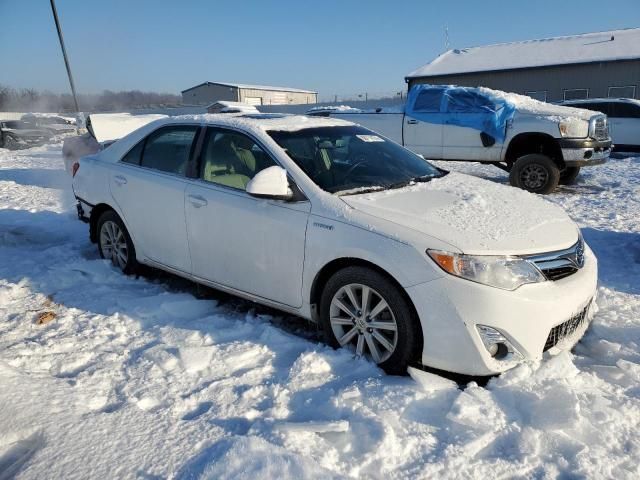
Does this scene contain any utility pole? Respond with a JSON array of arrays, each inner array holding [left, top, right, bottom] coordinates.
[[49, 0, 80, 112], [444, 25, 450, 52]]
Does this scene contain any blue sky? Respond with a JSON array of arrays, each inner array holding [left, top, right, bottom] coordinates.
[[1, 0, 638, 100]]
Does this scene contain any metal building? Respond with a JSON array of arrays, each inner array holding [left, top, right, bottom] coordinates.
[[181, 81, 317, 106], [406, 28, 640, 102]]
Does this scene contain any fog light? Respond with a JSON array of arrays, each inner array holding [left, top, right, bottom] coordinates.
[[476, 325, 522, 362], [583, 150, 593, 159]]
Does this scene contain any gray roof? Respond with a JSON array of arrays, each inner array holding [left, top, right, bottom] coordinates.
[[407, 28, 640, 79], [182, 81, 317, 94]]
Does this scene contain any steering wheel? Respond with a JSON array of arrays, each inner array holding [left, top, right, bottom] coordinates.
[[343, 159, 370, 178]]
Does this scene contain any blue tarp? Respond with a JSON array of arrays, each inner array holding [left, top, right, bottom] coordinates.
[[405, 84, 516, 143]]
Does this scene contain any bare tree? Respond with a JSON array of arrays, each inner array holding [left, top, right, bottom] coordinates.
[[0, 84, 182, 112]]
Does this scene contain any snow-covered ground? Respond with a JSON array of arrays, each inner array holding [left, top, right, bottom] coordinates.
[[0, 143, 639, 479]]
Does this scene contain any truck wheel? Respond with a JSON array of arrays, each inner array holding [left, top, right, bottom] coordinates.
[[509, 154, 560, 194], [3, 135, 19, 150], [559, 166, 581, 185]]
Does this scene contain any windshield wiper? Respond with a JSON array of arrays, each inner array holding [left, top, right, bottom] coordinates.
[[336, 185, 386, 196], [385, 174, 438, 191]]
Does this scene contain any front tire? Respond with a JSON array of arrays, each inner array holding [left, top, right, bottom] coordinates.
[[319, 266, 419, 375], [559, 166, 581, 185], [509, 154, 560, 194], [97, 210, 138, 274]]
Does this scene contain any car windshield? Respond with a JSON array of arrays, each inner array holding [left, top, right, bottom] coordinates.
[[268, 126, 445, 194], [3, 121, 29, 129]]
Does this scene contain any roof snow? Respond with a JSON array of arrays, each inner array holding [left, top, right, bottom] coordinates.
[[182, 81, 317, 94], [407, 28, 640, 78]]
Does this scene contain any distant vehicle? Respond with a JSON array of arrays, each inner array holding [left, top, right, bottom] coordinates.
[[72, 113, 597, 376], [206, 101, 260, 114], [309, 85, 612, 194], [21, 114, 77, 135], [559, 98, 640, 153], [0, 120, 52, 149]]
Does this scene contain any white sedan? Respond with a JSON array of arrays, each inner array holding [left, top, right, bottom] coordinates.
[[72, 113, 598, 376]]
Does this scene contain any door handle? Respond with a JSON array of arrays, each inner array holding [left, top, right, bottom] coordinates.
[[187, 194, 208, 208], [407, 119, 418, 125], [113, 175, 127, 185]]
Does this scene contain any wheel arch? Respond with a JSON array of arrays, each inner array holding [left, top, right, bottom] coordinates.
[[310, 257, 424, 364], [311, 257, 420, 322], [89, 203, 117, 243], [505, 132, 564, 169]]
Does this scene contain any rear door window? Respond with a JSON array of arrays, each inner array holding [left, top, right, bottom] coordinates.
[[140, 126, 198, 175], [121, 140, 144, 165]]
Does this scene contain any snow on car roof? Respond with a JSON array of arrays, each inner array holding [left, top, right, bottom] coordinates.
[[171, 113, 355, 132], [407, 28, 640, 78]]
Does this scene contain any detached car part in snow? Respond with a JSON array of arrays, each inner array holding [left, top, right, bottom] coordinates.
[[309, 84, 612, 194], [72, 113, 598, 376]]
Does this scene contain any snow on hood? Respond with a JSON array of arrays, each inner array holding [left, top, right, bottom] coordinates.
[[478, 87, 594, 121], [341, 172, 579, 255]]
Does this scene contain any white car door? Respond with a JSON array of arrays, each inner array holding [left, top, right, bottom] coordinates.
[[109, 125, 198, 273], [440, 92, 504, 161], [609, 102, 640, 149], [403, 88, 444, 159], [184, 127, 309, 308]]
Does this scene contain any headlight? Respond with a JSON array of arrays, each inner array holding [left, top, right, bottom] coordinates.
[[427, 250, 546, 290], [558, 120, 588, 138]]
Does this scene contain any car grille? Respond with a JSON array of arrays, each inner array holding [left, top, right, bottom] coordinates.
[[525, 238, 585, 281], [592, 116, 609, 141], [543, 302, 591, 352]]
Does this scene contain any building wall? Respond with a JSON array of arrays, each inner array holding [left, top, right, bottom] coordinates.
[[181, 84, 239, 105], [238, 88, 317, 105], [182, 84, 317, 106], [408, 59, 640, 102]]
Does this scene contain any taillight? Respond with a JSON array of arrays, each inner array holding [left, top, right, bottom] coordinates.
[[72, 162, 80, 177]]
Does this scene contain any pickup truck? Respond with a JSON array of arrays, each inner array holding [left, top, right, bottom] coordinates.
[[308, 85, 611, 193]]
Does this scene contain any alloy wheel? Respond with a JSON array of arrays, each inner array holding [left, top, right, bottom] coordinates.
[[329, 283, 398, 363], [100, 220, 128, 270]]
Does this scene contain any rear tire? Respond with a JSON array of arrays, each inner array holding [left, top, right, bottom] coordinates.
[[96, 210, 138, 274], [509, 154, 560, 194], [3, 135, 19, 150], [319, 266, 419, 375], [559, 166, 581, 185]]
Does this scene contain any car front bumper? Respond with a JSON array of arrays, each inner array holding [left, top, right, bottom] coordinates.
[[406, 245, 598, 376], [559, 138, 611, 166]]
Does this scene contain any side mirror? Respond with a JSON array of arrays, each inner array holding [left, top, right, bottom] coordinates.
[[246, 165, 293, 201]]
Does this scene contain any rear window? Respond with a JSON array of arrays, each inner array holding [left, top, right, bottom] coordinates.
[[566, 102, 610, 115], [610, 102, 640, 119]]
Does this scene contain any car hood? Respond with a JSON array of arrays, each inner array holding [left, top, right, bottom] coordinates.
[[340, 172, 579, 255], [514, 103, 594, 121]]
